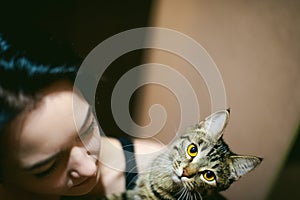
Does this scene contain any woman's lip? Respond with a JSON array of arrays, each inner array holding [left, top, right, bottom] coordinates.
[[73, 177, 93, 188]]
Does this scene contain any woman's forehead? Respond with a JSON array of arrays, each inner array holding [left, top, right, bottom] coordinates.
[[5, 82, 90, 166]]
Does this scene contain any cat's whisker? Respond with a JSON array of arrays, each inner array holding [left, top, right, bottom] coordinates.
[[186, 192, 190, 200], [174, 186, 185, 196], [104, 110, 262, 200], [178, 187, 188, 200], [193, 192, 198, 200], [126, 164, 139, 175], [192, 192, 196, 200], [177, 190, 184, 200], [196, 191, 203, 200], [189, 191, 194, 200], [177, 189, 183, 200], [186, 181, 194, 191], [175, 188, 185, 199], [184, 188, 190, 200]]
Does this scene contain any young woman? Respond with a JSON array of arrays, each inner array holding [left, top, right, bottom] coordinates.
[[0, 33, 163, 199]]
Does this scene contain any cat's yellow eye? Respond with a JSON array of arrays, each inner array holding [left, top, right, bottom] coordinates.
[[187, 144, 198, 158], [203, 170, 215, 181]]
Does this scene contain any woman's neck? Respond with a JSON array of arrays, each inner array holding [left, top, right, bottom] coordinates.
[[0, 183, 60, 200], [98, 137, 126, 195]]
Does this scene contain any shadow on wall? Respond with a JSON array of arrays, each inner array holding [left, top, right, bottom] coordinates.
[[267, 124, 300, 200]]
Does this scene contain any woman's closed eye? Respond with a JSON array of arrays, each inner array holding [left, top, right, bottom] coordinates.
[[28, 151, 65, 179], [34, 161, 58, 178]]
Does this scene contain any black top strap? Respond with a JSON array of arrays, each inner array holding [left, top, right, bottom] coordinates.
[[118, 138, 138, 190]]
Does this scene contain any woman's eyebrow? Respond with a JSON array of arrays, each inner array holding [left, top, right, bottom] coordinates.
[[23, 152, 59, 172]]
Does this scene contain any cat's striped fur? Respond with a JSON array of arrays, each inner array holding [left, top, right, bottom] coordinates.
[[103, 109, 262, 200]]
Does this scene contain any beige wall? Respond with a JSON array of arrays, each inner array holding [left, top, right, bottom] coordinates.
[[137, 1, 300, 199]]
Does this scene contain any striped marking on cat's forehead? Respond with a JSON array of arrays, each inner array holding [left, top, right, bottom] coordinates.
[[180, 127, 210, 141], [211, 163, 220, 169], [180, 135, 192, 142], [207, 142, 230, 159]]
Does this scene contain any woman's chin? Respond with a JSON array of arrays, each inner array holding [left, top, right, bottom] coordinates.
[[64, 176, 98, 196]]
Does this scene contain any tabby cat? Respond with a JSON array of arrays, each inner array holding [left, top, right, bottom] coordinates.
[[104, 109, 262, 200]]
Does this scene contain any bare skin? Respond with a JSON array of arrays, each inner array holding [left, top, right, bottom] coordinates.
[[0, 81, 164, 200]]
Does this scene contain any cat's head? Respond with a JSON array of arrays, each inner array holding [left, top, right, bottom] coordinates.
[[170, 109, 262, 197]]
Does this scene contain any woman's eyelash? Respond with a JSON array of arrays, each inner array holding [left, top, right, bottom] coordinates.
[[33, 151, 66, 178], [34, 161, 58, 178]]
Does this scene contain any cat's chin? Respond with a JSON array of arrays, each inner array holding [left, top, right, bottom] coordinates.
[[171, 174, 182, 184], [172, 173, 192, 185]]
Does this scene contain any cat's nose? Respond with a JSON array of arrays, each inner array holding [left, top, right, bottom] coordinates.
[[182, 168, 189, 177], [181, 167, 196, 178]]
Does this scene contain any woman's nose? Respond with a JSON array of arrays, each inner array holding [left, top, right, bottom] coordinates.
[[68, 146, 98, 178]]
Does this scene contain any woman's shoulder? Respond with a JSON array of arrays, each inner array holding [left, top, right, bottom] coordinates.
[[101, 136, 165, 157]]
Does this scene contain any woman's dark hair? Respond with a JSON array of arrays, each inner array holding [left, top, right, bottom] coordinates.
[[0, 32, 81, 131], [0, 31, 82, 181]]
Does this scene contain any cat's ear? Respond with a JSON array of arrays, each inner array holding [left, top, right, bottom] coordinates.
[[229, 155, 262, 181], [201, 109, 230, 141]]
